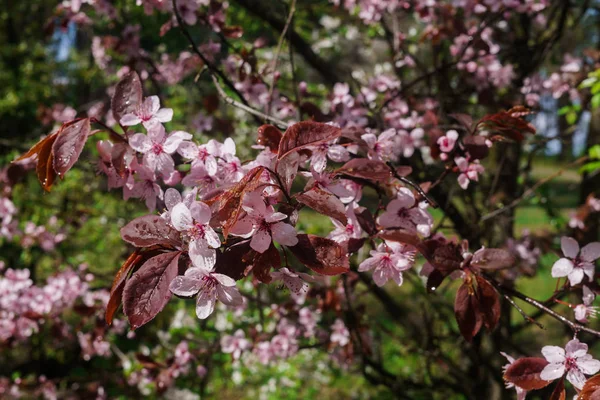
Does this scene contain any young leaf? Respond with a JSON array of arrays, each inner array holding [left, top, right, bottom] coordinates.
[[277, 121, 341, 161], [52, 118, 91, 177], [549, 378, 566, 400], [289, 234, 349, 275], [214, 240, 254, 280], [377, 229, 421, 247], [296, 187, 347, 225], [472, 248, 515, 270], [250, 244, 281, 283], [36, 133, 59, 192], [579, 374, 600, 400], [257, 124, 283, 152], [355, 208, 377, 235], [112, 71, 143, 125], [449, 113, 474, 133], [120, 215, 181, 248], [503, 357, 551, 390], [476, 276, 500, 331], [122, 251, 181, 329], [336, 159, 391, 181], [462, 136, 489, 160], [454, 282, 482, 342]]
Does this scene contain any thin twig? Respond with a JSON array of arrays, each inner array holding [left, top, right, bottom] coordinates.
[[267, 0, 296, 115], [501, 292, 545, 329], [480, 155, 589, 222], [387, 162, 438, 208]]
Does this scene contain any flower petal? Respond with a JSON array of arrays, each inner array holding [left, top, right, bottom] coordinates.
[[271, 222, 298, 247], [568, 267, 585, 286], [171, 203, 193, 231], [129, 133, 152, 153], [212, 273, 236, 287], [541, 346, 566, 363], [120, 113, 141, 126], [566, 368, 587, 390], [539, 363, 565, 382], [561, 236, 580, 259], [169, 275, 201, 297], [196, 290, 216, 319], [155, 108, 174, 123], [581, 242, 600, 262], [551, 258, 574, 278], [577, 356, 600, 375], [565, 339, 588, 358], [217, 285, 244, 307], [164, 188, 182, 211], [250, 228, 271, 253], [189, 245, 216, 271]]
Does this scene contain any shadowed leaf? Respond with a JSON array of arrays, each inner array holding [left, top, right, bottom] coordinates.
[[289, 234, 349, 275], [504, 357, 551, 390], [112, 71, 143, 125], [52, 118, 91, 176], [277, 121, 341, 161]]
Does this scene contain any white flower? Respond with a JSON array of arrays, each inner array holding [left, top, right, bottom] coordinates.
[[540, 338, 600, 389]]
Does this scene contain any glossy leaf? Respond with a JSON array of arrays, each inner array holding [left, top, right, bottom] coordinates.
[[36, 133, 59, 192], [122, 251, 181, 329], [476, 276, 500, 331], [472, 248, 515, 270], [549, 378, 566, 400], [251, 244, 281, 283], [214, 240, 254, 280], [503, 357, 551, 390], [454, 282, 482, 342], [579, 374, 600, 400], [277, 121, 341, 161], [336, 159, 391, 181], [111, 71, 143, 125], [289, 234, 349, 275], [52, 118, 91, 177], [296, 187, 347, 225], [120, 215, 181, 248], [257, 124, 283, 152]]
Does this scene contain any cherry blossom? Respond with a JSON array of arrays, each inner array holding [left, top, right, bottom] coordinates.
[[129, 124, 191, 177], [120, 96, 173, 128], [551, 236, 600, 286], [308, 141, 350, 173], [328, 204, 363, 243], [437, 130, 459, 160], [540, 338, 600, 389], [270, 268, 310, 294], [169, 267, 243, 319], [358, 242, 415, 287], [229, 192, 298, 253], [574, 285, 598, 323], [455, 157, 485, 189], [124, 163, 163, 211], [377, 187, 433, 237], [330, 318, 350, 346], [170, 200, 220, 270], [221, 329, 250, 360], [361, 129, 399, 162]]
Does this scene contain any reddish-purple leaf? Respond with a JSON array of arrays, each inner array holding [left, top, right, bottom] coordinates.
[[123, 251, 181, 329], [426, 269, 446, 292], [580, 374, 600, 400], [472, 248, 515, 270], [504, 357, 551, 390], [355, 208, 377, 235], [476, 276, 500, 331], [36, 133, 59, 192], [347, 238, 367, 254], [394, 165, 413, 177], [111, 71, 143, 125], [378, 229, 421, 247], [549, 378, 566, 400], [277, 121, 341, 161], [52, 118, 91, 176], [214, 240, 254, 280], [337, 159, 391, 181], [454, 282, 482, 342], [289, 234, 349, 276], [449, 113, 474, 133], [120, 215, 181, 248], [462, 136, 489, 160], [251, 244, 281, 283], [431, 243, 463, 273], [222, 25, 244, 38], [111, 142, 134, 178], [296, 187, 347, 225], [477, 107, 536, 143], [257, 124, 283, 152], [106, 250, 142, 325]]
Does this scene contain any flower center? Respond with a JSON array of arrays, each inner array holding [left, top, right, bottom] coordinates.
[[151, 143, 163, 155], [565, 356, 578, 371]]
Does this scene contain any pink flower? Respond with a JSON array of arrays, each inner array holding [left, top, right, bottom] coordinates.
[[358, 242, 415, 286], [332, 83, 354, 107], [330, 318, 350, 346], [574, 285, 598, 323], [270, 267, 310, 294], [361, 129, 399, 162], [171, 201, 220, 270], [540, 338, 600, 389], [551, 237, 600, 286], [229, 192, 298, 253], [177, 142, 218, 176], [221, 329, 250, 360], [129, 124, 191, 177], [169, 267, 243, 319], [309, 141, 350, 173], [124, 164, 163, 211], [302, 169, 354, 200], [455, 156, 485, 189], [398, 128, 424, 158], [328, 205, 363, 243], [500, 352, 527, 400], [437, 130, 459, 159], [377, 187, 433, 236], [181, 165, 218, 196], [120, 96, 173, 128]]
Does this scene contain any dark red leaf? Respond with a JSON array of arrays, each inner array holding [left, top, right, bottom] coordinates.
[[378, 229, 421, 247], [209, 166, 265, 238], [277, 121, 341, 161], [549, 378, 566, 400], [36, 133, 59, 192], [462, 136, 489, 160], [52, 118, 91, 176], [449, 113, 473, 133], [355, 208, 377, 235], [214, 240, 254, 280], [426, 269, 446, 292], [477, 107, 536, 142], [111, 71, 143, 125], [454, 282, 482, 342], [296, 187, 347, 225], [289, 234, 349, 275], [472, 248, 516, 270], [222, 25, 243, 38], [111, 142, 134, 178], [123, 251, 181, 329], [430, 243, 463, 273], [476, 276, 500, 331], [106, 250, 142, 325], [120, 215, 181, 248], [257, 124, 283, 152], [251, 244, 281, 283], [347, 238, 367, 254], [336, 159, 391, 181], [503, 357, 551, 390], [580, 374, 600, 400], [394, 165, 413, 177]]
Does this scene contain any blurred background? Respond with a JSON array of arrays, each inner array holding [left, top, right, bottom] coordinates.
[[1, 1, 600, 399]]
